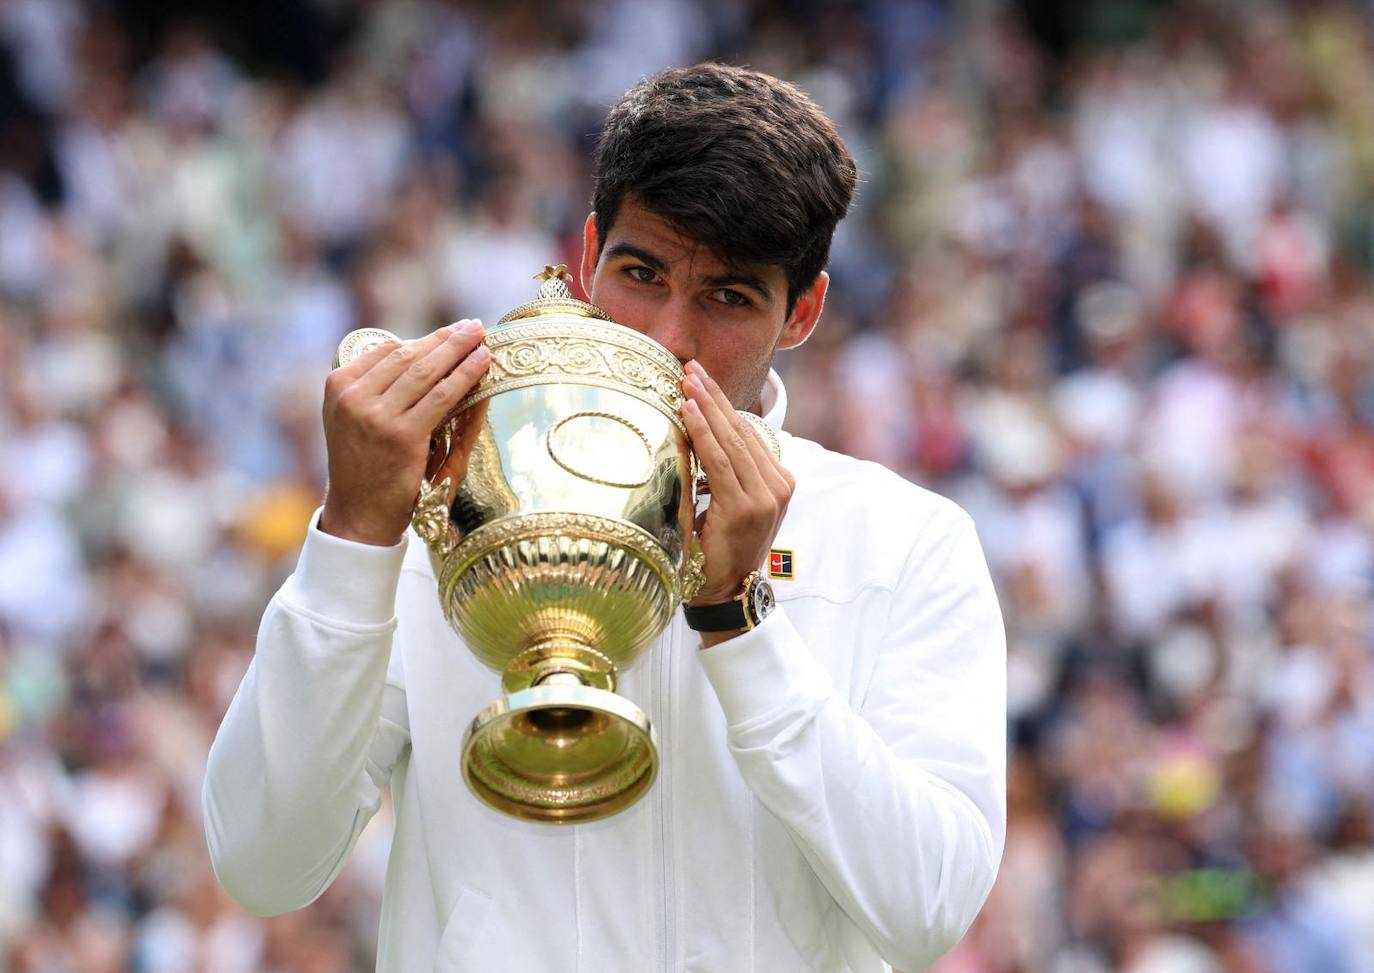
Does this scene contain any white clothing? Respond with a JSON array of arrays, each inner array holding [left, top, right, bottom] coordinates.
[[204, 371, 1007, 972]]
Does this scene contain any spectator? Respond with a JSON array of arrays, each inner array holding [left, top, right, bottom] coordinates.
[[3, 1, 1373, 969]]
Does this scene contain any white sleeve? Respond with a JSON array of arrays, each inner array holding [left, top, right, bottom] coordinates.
[[697, 514, 1007, 971], [202, 511, 412, 917]]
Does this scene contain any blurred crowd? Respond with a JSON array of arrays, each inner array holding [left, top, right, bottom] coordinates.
[[2, 0, 1374, 970]]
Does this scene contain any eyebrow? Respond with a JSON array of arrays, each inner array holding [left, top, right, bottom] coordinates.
[[604, 243, 775, 304], [604, 243, 667, 273]]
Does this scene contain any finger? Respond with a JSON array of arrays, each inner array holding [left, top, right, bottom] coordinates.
[[354, 321, 478, 398], [689, 364, 790, 494], [682, 374, 762, 503], [682, 396, 743, 499], [743, 429, 791, 496], [736, 415, 792, 495], [383, 321, 487, 412], [683, 365, 767, 497], [408, 343, 492, 431]]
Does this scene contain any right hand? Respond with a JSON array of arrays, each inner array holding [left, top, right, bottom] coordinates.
[[319, 320, 491, 546]]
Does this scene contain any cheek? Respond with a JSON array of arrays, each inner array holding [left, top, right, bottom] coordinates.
[[696, 336, 774, 409]]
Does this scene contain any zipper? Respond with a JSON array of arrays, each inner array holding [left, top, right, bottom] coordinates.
[[655, 621, 677, 972]]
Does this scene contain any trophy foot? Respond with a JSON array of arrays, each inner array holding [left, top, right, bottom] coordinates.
[[461, 676, 657, 823]]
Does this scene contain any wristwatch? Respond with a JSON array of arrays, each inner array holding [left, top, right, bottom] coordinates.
[[683, 571, 776, 633]]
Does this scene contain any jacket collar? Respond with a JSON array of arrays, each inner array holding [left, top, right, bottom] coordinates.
[[758, 369, 787, 433]]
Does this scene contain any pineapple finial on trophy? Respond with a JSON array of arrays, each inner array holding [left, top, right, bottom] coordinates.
[[534, 264, 575, 298], [498, 264, 609, 325]]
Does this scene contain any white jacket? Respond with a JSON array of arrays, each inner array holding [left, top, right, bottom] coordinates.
[[204, 372, 1006, 972]]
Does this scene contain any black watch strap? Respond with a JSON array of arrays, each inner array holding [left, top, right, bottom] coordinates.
[[682, 599, 748, 632], [683, 571, 773, 633]]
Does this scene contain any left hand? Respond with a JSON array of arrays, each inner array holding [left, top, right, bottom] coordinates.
[[680, 360, 794, 606]]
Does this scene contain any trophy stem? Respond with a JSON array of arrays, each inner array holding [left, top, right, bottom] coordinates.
[[534, 670, 584, 687], [522, 672, 597, 736], [501, 638, 618, 695]]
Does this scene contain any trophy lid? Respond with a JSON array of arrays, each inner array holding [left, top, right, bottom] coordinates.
[[498, 265, 610, 325]]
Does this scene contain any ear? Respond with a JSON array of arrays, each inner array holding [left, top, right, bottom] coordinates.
[[580, 212, 600, 296], [776, 271, 828, 351]]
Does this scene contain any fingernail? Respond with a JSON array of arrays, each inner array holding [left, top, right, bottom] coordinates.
[[458, 320, 483, 335], [684, 374, 704, 393], [685, 360, 702, 375], [470, 345, 491, 364]]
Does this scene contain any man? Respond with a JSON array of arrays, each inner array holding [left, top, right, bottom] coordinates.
[[204, 64, 1006, 972]]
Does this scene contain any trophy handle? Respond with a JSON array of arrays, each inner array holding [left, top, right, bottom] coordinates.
[[679, 538, 707, 602], [332, 326, 399, 370], [412, 475, 458, 555]]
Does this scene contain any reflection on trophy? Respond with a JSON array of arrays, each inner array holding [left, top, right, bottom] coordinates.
[[334, 266, 775, 824]]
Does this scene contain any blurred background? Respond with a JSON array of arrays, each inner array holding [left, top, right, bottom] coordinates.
[[2, 0, 1374, 969]]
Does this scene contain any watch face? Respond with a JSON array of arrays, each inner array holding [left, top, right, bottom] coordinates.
[[749, 579, 776, 623]]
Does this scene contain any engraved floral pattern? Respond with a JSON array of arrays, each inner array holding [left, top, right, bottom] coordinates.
[[463, 322, 687, 431], [611, 350, 647, 384], [560, 341, 602, 372], [503, 342, 549, 373], [655, 374, 683, 407]]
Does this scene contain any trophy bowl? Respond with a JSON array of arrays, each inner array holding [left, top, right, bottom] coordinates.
[[336, 267, 708, 823]]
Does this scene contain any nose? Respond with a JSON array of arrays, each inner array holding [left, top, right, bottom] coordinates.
[[639, 296, 697, 365]]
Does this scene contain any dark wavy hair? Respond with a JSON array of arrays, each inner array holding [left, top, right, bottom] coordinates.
[[592, 63, 857, 314]]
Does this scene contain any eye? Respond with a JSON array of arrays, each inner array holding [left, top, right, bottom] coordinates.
[[625, 266, 659, 284], [713, 288, 752, 308]]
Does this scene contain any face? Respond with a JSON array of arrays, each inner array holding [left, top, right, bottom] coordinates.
[[580, 197, 827, 411]]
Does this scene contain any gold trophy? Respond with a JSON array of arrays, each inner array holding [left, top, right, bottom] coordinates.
[[334, 267, 773, 824]]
